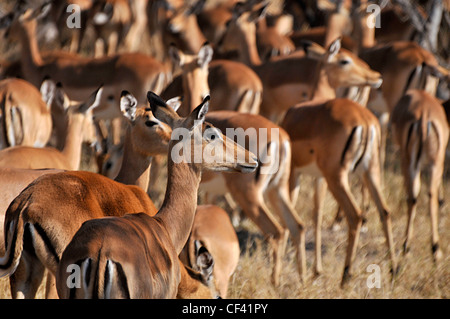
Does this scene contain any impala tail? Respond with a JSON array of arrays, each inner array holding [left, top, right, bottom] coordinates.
[[63, 256, 130, 299], [341, 125, 377, 173], [1, 93, 24, 148], [0, 205, 26, 278]]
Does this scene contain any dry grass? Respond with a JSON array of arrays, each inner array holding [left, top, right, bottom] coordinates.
[[0, 139, 448, 299]]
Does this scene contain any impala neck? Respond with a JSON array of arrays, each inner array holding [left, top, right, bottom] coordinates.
[[242, 39, 262, 66], [311, 65, 336, 100], [18, 20, 43, 85], [155, 156, 201, 255], [114, 126, 153, 192], [61, 114, 86, 171], [181, 72, 209, 113]]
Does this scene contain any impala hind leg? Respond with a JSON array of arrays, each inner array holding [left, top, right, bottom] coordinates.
[[312, 177, 327, 276], [266, 185, 307, 283], [401, 157, 421, 255], [10, 254, 45, 299], [228, 185, 287, 286], [362, 169, 398, 277], [429, 161, 444, 262], [325, 173, 363, 287]]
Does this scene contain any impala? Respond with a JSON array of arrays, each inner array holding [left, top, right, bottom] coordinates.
[[0, 84, 102, 171], [180, 205, 240, 298], [0, 78, 52, 149], [391, 89, 449, 262], [55, 92, 258, 298], [280, 39, 397, 286], [0, 91, 174, 298]]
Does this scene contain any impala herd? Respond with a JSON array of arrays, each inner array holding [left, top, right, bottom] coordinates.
[[0, 0, 448, 299]]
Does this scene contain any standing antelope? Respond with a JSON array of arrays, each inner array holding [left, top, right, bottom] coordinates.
[[180, 205, 240, 298], [0, 85, 102, 171], [0, 91, 174, 298], [55, 92, 258, 299], [391, 89, 449, 262], [0, 78, 52, 149], [280, 39, 397, 286]]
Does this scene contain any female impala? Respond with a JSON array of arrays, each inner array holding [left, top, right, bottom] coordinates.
[[391, 89, 449, 262], [56, 93, 258, 299], [0, 92, 175, 299], [280, 39, 397, 286]]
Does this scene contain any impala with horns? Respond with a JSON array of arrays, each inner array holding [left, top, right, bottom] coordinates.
[[56, 92, 258, 298]]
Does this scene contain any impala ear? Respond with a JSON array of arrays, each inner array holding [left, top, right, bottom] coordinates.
[[147, 91, 180, 127], [185, 95, 209, 130], [120, 90, 138, 122], [78, 85, 103, 113], [169, 44, 184, 67], [301, 40, 327, 60], [327, 37, 341, 62], [40, 77, 56, 110], [247, 3, 268, 23], [194, 240, 214, 283], [166, 96, 183, 113], [197, 43, 213, 69]]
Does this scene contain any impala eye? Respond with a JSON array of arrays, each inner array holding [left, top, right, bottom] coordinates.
[[339, 59, 351, 66], [145, 120, 158, 127]]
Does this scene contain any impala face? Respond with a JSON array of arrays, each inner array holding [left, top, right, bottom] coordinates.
[[147, 92, 258, 174]]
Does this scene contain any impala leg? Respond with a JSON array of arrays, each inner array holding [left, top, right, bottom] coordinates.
[[228, 184, 286, 286], [402, 157, 421, 255], [313, 177, 327, 276], [10, 254, 45, 299], [429, 161, 444, 262], [45, 273, 58, 299], [289, 168, 301, 207], [325, 173, 362, 287], [363, 168, 398, 277], [266, 185, 307, 283]]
